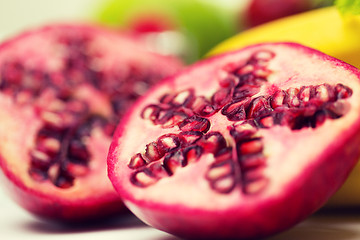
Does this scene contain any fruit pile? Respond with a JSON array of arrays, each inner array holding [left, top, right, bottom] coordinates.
[[1, 0, 360, 239]]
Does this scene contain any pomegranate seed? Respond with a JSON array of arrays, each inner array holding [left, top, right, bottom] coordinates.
[[178, 116, 210, 133], [233, 85, 260, 100], [211, 87, 232, 108], [157, 134, 181, 152], [237, 138, 263, 155], [147, 162, 169, 179], [286, 87, 300, 107], [206, 161, 234, 181], [335, 83, 353, 99], [144, 142, 164, 162], [251, 50, 275, 62], [183, 145, 203, 164], [163, 150, 186, 175], [192, 96, 217, 116], [243, 177, 269, 194], [214, 147, 233, 164], [256, 115, 274, 128], [210, 175, 236, 194], [179, 131, 203, 146], [198, 131, 227, 154], [131, 170, 158, 187], [66, 162, 89, 177], [141, 104, 161, 121], [170, 89, 194, 107], [128, 153, 147, 169], [222, 98, 250, 121], [298, 85, 315, 104], [270, 90, 287, 109], [241, 155, 266, 170], [247, 96, 272, 119]]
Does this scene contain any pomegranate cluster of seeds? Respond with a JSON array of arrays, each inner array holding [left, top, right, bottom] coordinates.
[[0, 30, 178, 189], [129, 50, 353, 194]]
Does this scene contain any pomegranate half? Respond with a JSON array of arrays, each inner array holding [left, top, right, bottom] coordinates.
[[108, 43, 360, 239], [0, 23, 183, 221]]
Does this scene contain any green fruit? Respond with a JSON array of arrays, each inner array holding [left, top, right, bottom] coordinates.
[[95, 0, 239, 63]]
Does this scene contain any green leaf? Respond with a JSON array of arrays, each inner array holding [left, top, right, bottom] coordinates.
[[335, 0, 360, 15]]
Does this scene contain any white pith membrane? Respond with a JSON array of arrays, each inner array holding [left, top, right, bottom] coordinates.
[[0, 24, 182, 205], [109, 43, 360, 213]]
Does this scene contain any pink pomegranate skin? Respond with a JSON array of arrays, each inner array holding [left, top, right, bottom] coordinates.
[[0, 23, 183, 221], [108, 43, 360, 239]]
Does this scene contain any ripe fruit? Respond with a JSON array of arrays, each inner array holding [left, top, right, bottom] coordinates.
[[0, 23, 183, 221], [108, 43, 360, 239], [209, 6, 360, 207], [96, 0, 238, 63]]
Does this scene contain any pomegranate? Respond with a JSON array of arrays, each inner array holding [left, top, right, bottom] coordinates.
[[0, 23, 183, 221], [108, 43, 360, 239]]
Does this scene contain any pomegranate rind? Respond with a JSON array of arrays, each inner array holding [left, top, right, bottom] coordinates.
[[108, 43, 360, 239], [0, 23, 183, 221]]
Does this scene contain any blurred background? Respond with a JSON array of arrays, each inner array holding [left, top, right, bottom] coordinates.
[[0, 0, 333, 63]]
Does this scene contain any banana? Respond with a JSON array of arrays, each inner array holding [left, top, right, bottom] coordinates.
[[209, 6, 360, 69], [208, 6, 360, 207]]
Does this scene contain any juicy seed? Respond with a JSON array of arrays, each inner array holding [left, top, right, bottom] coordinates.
[[229, 121, 257, 141], [183, 145, 203, 164], [256, 115, 274, 128], [247, 96, 272, 119], [222, 98, 250, 121], [241, 155, 266, 170], [198, 131, 227, 155], [170, 89, 194, 107], [243, 177, 269, 195], [212, 87, 232, 108], [141, 104, 161, 122], [157, 110, 189, 128], [251, 50, 275, 63], [233, 85, 260, 100], [130, 169, 158, 187], [128, 153, 147, 169], [298, 85, 315, 104], [144, 142, 164, 162], [211, 176, 237, 194], [163, 150, 186, 175], [147, 162, 169, 179], [237, 138, 264, 155], [179, 131, 203, 146], [66, 162, 89, 177], [192, 96, 217, 116], [157, 134, 181, 152], [206, 161, 234, 181], [286, 87, 300, 107], [206, 160, 236, 194], [315, 84, 335, 102], [270, 90, 286, 109], [178, 116, 211, 133], [214, 147, 233, 164], [325, 101, 350, 118], [335, 83, 353, 99]]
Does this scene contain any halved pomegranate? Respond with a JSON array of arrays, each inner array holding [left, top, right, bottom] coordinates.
[[108, 43, 360, 239], [0, 24, 183, 221]]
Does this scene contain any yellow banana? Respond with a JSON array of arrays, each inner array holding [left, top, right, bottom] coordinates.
[[208, 6, 360, 207], [209, 6, 360, 69]]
